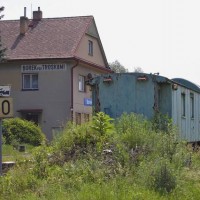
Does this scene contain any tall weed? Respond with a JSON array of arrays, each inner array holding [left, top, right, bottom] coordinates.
[[0, 112, 198, 199]]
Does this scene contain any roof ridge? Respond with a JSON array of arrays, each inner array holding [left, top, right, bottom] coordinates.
[[0, 19, 19, 22], [43, 15, 93, 19], [1, 15, 94, 22]]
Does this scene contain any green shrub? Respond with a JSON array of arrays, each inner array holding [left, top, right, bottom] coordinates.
[[2, 118, 45, 146], [52, 122, 98, 155], [53, 113, 115, 160], [115, 113, 156, 161], [152, 159, 177, 193], [32, 145, 52, 178], [0, 161, 40, 198], [1, 112, 198, 199], [152, 113, 175, 134], [91, 112, 114, 136], [136, 159, 177, 194]]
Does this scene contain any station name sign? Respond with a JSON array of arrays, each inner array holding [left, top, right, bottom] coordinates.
[[21, 64, 67, 72]]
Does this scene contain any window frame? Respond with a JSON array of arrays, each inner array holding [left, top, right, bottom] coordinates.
[[22, 73, 39, 90], [75, 112, 81, 125], [84, 113, 90, 122], [181, 92, 186, 117], [78, 75, 85, 92], [88, 40, 93, 56], [190, 93, 194, 119]]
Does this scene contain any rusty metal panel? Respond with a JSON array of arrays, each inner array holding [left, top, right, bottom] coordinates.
[[91, 73, 172, 119], [94, 73, 156, 119]]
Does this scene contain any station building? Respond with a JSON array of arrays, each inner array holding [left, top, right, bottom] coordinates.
[[0, 7, 111, 140]]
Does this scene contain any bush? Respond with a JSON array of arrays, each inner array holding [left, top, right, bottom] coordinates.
[[0, 112, 199, 199], [53, 113, 115, 159], [116, 113, 153, 149], [136, 159, 177, 194], [32, 145, 52, 178], [2, 118, 45, 146], [91, 112, 114, 136], [153, 160, 177, 193]]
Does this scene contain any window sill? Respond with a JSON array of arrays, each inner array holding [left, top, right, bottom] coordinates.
[[22, 89, 39, 91]]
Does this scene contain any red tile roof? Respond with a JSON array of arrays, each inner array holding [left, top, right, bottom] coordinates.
[[0, 16, 94, 60]]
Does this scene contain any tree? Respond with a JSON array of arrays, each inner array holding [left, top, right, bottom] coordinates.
[[0, 6, 6, 62], [134, 67, 143, 73], [109, 60, 128, 73]]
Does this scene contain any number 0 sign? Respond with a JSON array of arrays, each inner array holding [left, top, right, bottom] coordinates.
[[0, 98, 13, 118]]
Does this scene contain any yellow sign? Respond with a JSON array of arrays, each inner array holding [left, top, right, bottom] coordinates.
[[0, 98, 13, 118]]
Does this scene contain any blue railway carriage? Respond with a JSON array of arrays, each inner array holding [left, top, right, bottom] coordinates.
[[88, 73, 200, 143]]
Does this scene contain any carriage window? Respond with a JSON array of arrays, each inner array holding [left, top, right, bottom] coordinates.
[[190, 93, 194, 118], [181, 93, 185, 117]]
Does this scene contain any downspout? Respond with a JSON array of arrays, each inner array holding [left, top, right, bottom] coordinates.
[[70, 60, 79, 121]]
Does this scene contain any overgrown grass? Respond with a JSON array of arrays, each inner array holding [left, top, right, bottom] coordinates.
[[2, 144, 34, 162], [1, 112, 200, 199]]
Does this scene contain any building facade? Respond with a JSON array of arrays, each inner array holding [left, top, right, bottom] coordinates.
[[0, 7, 111, 140]]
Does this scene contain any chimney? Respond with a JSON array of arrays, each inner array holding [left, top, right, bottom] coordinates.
[[20, 7, 29, 35], [33, 7, 42, 21]]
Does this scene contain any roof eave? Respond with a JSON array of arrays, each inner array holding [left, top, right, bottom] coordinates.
[[2, 56, 112, 73], [73, 56, 112, 73]]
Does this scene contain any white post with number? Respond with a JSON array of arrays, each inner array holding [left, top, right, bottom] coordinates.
[[0, 119, 2, 176], [0, 86, 13, 175], [0, 98, 13, 118]]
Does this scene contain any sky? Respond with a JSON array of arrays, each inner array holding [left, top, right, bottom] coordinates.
[[1, 0, 200, 85]]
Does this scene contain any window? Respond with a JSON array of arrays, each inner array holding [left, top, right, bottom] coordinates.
[[21, 112, 39, 124], [19, 109, 42, 125], [23, 74, 38, 90], [181, 93, 186, 117], [190, 93, 194, 118], [25, 113, 39, 124], [75, 112, 81, 125], [88, 40, 93, 56], [84, 113, 90, 122], [78, 75, 85, 92]]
